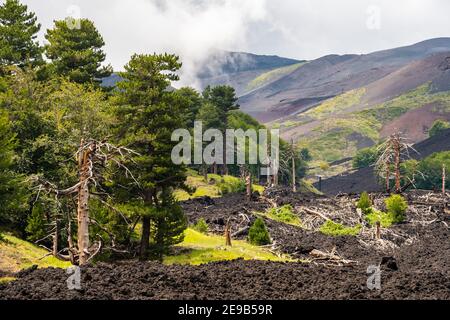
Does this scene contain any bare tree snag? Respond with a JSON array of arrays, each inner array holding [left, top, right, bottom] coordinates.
[[31, 139, 139, 265], [52, 218, 59, 257], [375, 221, 381, 240], [77, 140, 96, 265], [291, 139, 296, 192], [392, 135, 401, 193], [386, 160, 391, 193], [443, 164, 446, 195], [376, 133, 417, 194], [246, 172, 252, 201], [224, 219, 232, 246]]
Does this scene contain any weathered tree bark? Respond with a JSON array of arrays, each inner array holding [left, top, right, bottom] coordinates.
[[291, 140, 296, 192], [77, 174, 90, 265], [224, 220, 232, 246], [375, 221, 381, 240], [393, 137, 401, 193], [67, 211, 75, 264], [385, 161, 391, 193], [246, 172, 252, 201], [77, 140, 94, 266], [52, 218, 59, 257], [443, 164, 446, 195]]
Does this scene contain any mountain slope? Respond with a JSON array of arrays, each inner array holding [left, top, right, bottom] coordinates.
[[317, 128, 450, 195], [196, 51, 303, 96], [239, 38, 450, 122]]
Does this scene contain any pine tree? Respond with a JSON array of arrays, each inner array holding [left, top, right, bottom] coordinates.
[[113, 53, 188, 260], [45, 19, 112, 84], [202, 85, 239, 175], [0, 0, 42, 68], [0, 110, 24, 224]]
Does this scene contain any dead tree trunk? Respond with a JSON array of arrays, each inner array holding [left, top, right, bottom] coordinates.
[[224, 219, 232, 246], [77, 142, 92, 265], [246, 172, 252, 201], [443, 164, 446, 195], [291, 139, 296, 192], [375, 221, 381, 240], [52, 218, 59, 257], [393, 136, 401, 193], [386, 161, 390, 193]]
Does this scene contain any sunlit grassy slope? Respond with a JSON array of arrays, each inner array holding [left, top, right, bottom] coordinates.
[[0, 233, 72, 282], [246, 62, 306, 92], [164, 229, 293, 265], [296, 84, 450, 166], [174, 171, 264, 201]]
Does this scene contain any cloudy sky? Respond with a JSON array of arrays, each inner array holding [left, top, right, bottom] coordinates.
[[20, 0, 450, 76]]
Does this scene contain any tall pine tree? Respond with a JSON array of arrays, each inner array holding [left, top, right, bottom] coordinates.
[[0, 0, 42, 68], [45, 19, 112, 84], [113, 53, 188, 260]]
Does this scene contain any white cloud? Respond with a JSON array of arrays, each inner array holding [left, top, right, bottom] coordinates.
[[20, 0, 450, 85]]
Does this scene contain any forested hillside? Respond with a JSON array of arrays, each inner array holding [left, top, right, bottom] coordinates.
[[0, 0, 307, 268]]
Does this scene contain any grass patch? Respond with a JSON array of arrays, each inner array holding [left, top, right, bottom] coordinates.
[[319, 220, 362, 236], [264, 205, 301, 227], [0, 276, 16, 284], [0, 233, 72, 277], [365, 210, 395, 228], [164, 228, 293, 265], [247, 63, 305, 91], [175, 172, 265, 201], [306, 88, 366, 119]]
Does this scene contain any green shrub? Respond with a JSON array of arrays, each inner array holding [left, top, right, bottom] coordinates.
[[353, 147, 378, 169], [267, 204, 300, 225], [385, 194, 408, 223], [357, 192, 372, 214], [193, 218, 208, 234], [429, 119, 450, 137], [216, 175, 246, 195], [248, 218, 271, 245], [319, 220, 362, 236], [365, 209, 395, 227]]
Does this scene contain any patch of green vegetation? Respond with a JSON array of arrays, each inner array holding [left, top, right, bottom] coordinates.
[[0, 277, 16, 284], [319, 220, 362, 236], [292, 84, 450, 172], [357, 192, 372, 214], [306, 88, 366, 119], [175, 171, 265, 201], [212, 174, 246, 195], [248, 218, 271, 246], [365, 209, 395, 228], [247, 62, 305, 91], [385, 194, 407, 223], [264, 205, 301, 226], [299, 180, 322, 195], [363, 194, 407, 227], [164, 228, 291, 265], [0, 233, 72, 276], [429, 119, 450, 137], [192, 218, 208, 234]]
